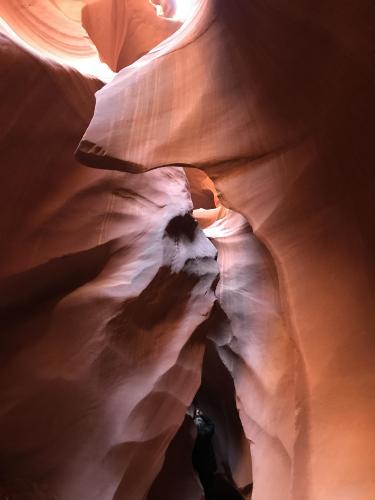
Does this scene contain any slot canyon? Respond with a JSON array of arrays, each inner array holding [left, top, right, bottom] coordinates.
[[0, 1, 374, 499]]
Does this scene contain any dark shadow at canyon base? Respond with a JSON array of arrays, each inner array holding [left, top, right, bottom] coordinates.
[[148, 335, 253, 500]]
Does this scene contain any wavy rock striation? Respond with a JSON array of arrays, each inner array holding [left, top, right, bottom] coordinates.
[[81, 0, 181, 71], [0, 35, 218, 500], [77, 0, 375, 498], [0, 0, 181, 76]]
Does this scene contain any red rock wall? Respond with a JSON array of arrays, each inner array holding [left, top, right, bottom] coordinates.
[[0, 35, 218, 500], [77, 0, 375, 498], [0, 1, 96, 60], [0, 0, 180, 77], [2, 0, 375, 498], [81, 0, 181, 71]]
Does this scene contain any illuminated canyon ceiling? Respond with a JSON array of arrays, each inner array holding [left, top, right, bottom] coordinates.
[[1, 1, 375, 500]]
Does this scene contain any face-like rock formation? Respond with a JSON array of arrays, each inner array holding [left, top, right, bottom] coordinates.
[[76, 0, 375, 499], [1, 0, 375, 499]]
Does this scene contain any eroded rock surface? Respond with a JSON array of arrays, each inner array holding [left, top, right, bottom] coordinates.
[[82, 0, 181, 71], [203, 209, 294, 499], [2, 0, 375, 498], [0, 0, 93, 59], [0, 35, 218, 500], [77, 0, 375, 498], [0, 0, 180, 76]]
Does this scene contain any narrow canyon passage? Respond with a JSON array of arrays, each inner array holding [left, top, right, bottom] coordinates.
[[146, 167, 256, 500], [145, 165, 295, 500], [148, 340, 253, 500], [1, 1, 375, 499], [181, 168, 296, 500]]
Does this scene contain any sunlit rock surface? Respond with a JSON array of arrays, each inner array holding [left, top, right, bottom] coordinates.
[[0, 35, 218, 499], [0, 0, 180, 76], [82, 0, 181, 71], [0, 0, 93, 60], [202, 209, 294, 500], [77, 0, 375, 498], [1, 0, 375, 498]]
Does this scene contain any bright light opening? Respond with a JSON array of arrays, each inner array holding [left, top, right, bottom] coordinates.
[[174, 0, 197, 21], [0, 17, 114, 82]]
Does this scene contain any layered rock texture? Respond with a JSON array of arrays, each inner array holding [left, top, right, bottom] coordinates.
[[81, 0, 181, 71], [1, 0, 375, 499], [77, 0, 375, 499], [0, 0, 180, 75], [0, 33, 218, 500]]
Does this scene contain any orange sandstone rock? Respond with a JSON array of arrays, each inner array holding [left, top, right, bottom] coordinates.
[[0, 35, 218, 500], [77, 1, 375, 498]]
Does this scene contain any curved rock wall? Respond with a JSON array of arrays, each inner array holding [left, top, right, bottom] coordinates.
[[81, 0, 181, 71], [0, 0, 95, 64], [203, 209, 295, 499], [77, 0, 375, 498], [0, 35, 218, 500], [2, 0, 375, 498], [0, 0, 180, 75]]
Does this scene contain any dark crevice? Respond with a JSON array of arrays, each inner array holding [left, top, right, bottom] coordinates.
[[150, 168, 253, 500], [148, 335, 253, 500], [191, 341, 253, 499], [164, 213, 198, 242]]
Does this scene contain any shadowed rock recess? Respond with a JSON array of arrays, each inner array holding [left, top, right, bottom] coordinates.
[[1, 0, 375, 499]]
